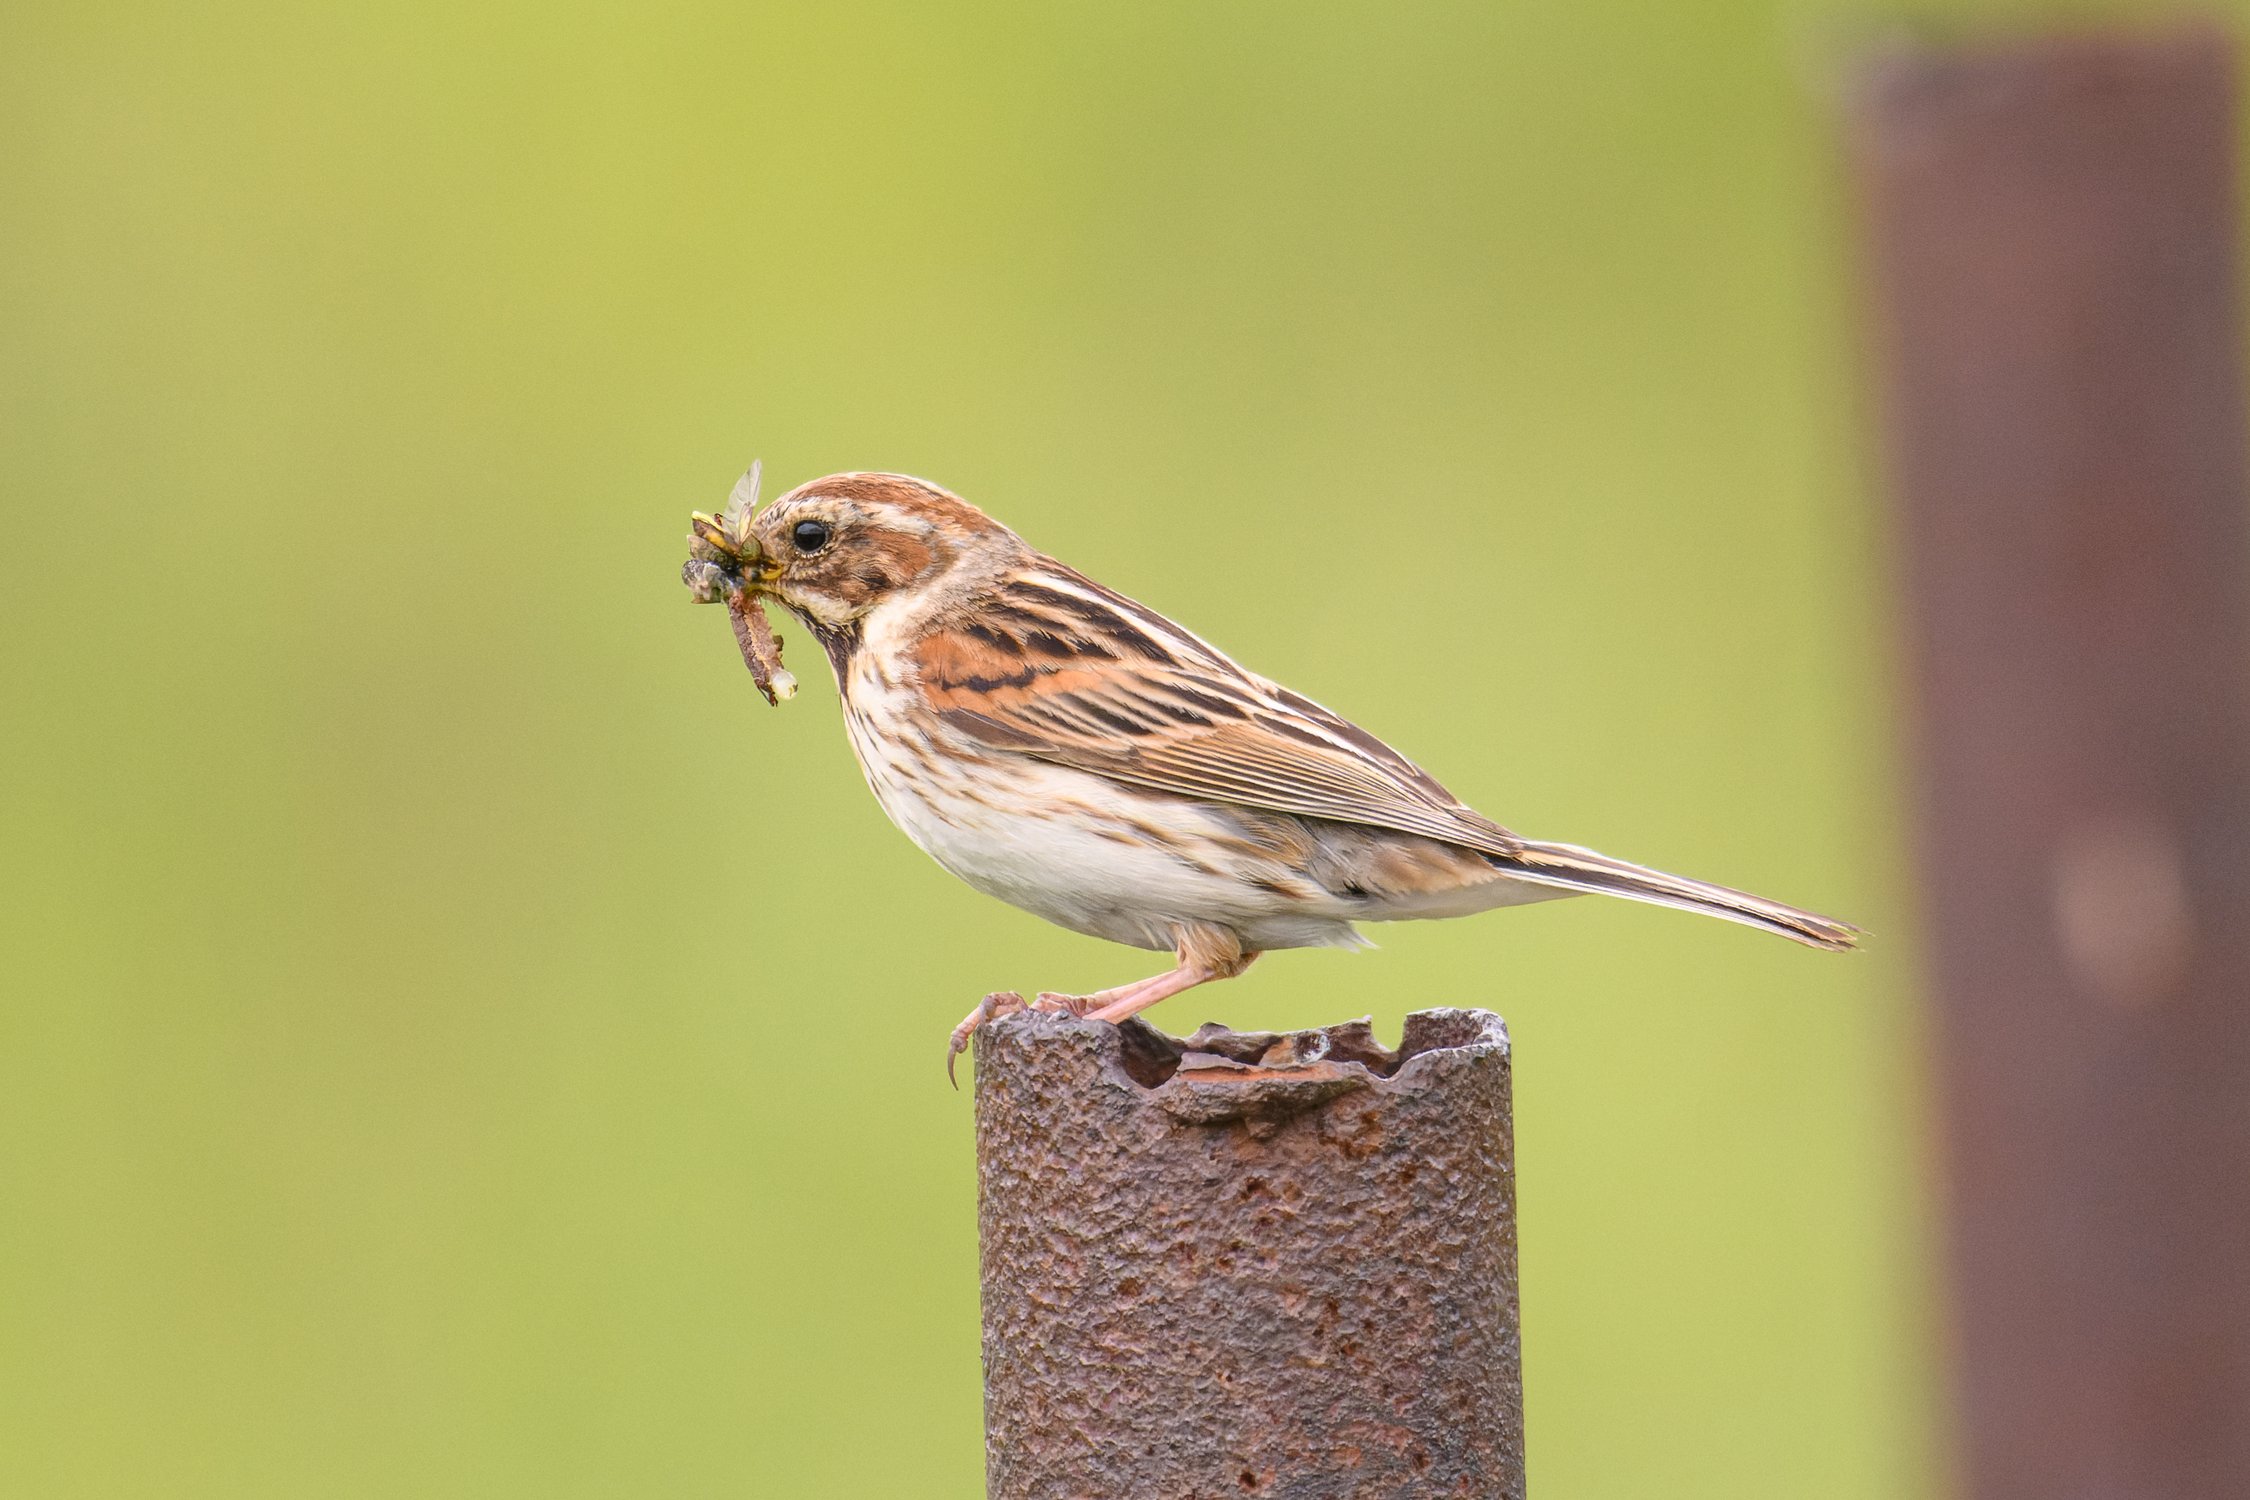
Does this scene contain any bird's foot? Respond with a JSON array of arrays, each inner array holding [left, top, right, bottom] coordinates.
[[946, 990, 1027, 1088], [1031, 990, 1103, 1018]]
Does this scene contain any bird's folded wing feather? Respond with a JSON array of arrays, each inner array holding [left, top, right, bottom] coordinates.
[[913, 566, 1522, 859]]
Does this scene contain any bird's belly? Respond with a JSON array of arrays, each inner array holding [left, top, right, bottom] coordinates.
[[845, 713, 1355, 952], [886, 762, 1259, 949]]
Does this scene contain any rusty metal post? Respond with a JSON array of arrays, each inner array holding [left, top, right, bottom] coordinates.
[[973, 1008, 1523, 1499], [1852, 26, 2250, 1500]]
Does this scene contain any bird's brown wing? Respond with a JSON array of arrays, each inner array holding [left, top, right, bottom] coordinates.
[[913, 564, 1524, 859]]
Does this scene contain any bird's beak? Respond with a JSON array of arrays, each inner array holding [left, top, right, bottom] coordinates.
[[731, 537, 782, 590]]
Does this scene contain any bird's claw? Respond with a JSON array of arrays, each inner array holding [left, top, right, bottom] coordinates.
[[1030, 990, 1100, 1018], [946, 990, 1027, 1088]]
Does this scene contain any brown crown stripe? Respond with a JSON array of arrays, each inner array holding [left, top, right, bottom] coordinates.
[[782, 472, 1003, 538]]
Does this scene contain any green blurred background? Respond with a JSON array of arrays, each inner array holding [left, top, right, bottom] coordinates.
[[8, 2, 2214, 1495]]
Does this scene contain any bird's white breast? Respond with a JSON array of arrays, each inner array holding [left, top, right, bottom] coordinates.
[[833, 616, 1360, 954]]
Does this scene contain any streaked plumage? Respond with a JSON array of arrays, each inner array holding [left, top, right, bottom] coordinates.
[[695, 470, 1856, 1070]]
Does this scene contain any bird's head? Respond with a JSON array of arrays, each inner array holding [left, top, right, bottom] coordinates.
[[688, 468, 1019, 633]]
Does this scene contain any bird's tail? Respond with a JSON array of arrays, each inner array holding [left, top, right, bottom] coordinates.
[[1491, 840, 1860, 951]]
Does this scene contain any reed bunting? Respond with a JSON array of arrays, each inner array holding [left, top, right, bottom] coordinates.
[[685, 469, 1857, 1078]]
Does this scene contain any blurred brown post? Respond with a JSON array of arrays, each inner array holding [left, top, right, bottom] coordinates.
[[973, 1008, 1523, 1499], [1852, 27, 2250, 1500]]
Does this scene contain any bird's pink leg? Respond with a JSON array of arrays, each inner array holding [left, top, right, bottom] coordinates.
[[1070, 925, 1260, 1026], [1080, 959, 1237, 1023], [1029, 971, 1172, 1018], [948, 928, 1257, 1084]]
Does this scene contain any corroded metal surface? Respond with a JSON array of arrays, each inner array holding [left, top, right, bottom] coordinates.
[[1854, 27, 2250, 1500], [974, 1009, 1522, 1500]]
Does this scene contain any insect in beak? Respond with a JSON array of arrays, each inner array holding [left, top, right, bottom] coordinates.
[[683, 461, 798, 704], [684, 462, 781, 598]]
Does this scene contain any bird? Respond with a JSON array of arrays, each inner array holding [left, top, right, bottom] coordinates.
[[686, 469, 1857, 1078]]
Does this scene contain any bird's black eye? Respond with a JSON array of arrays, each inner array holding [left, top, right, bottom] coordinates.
[[791, 520, 832, 554]]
